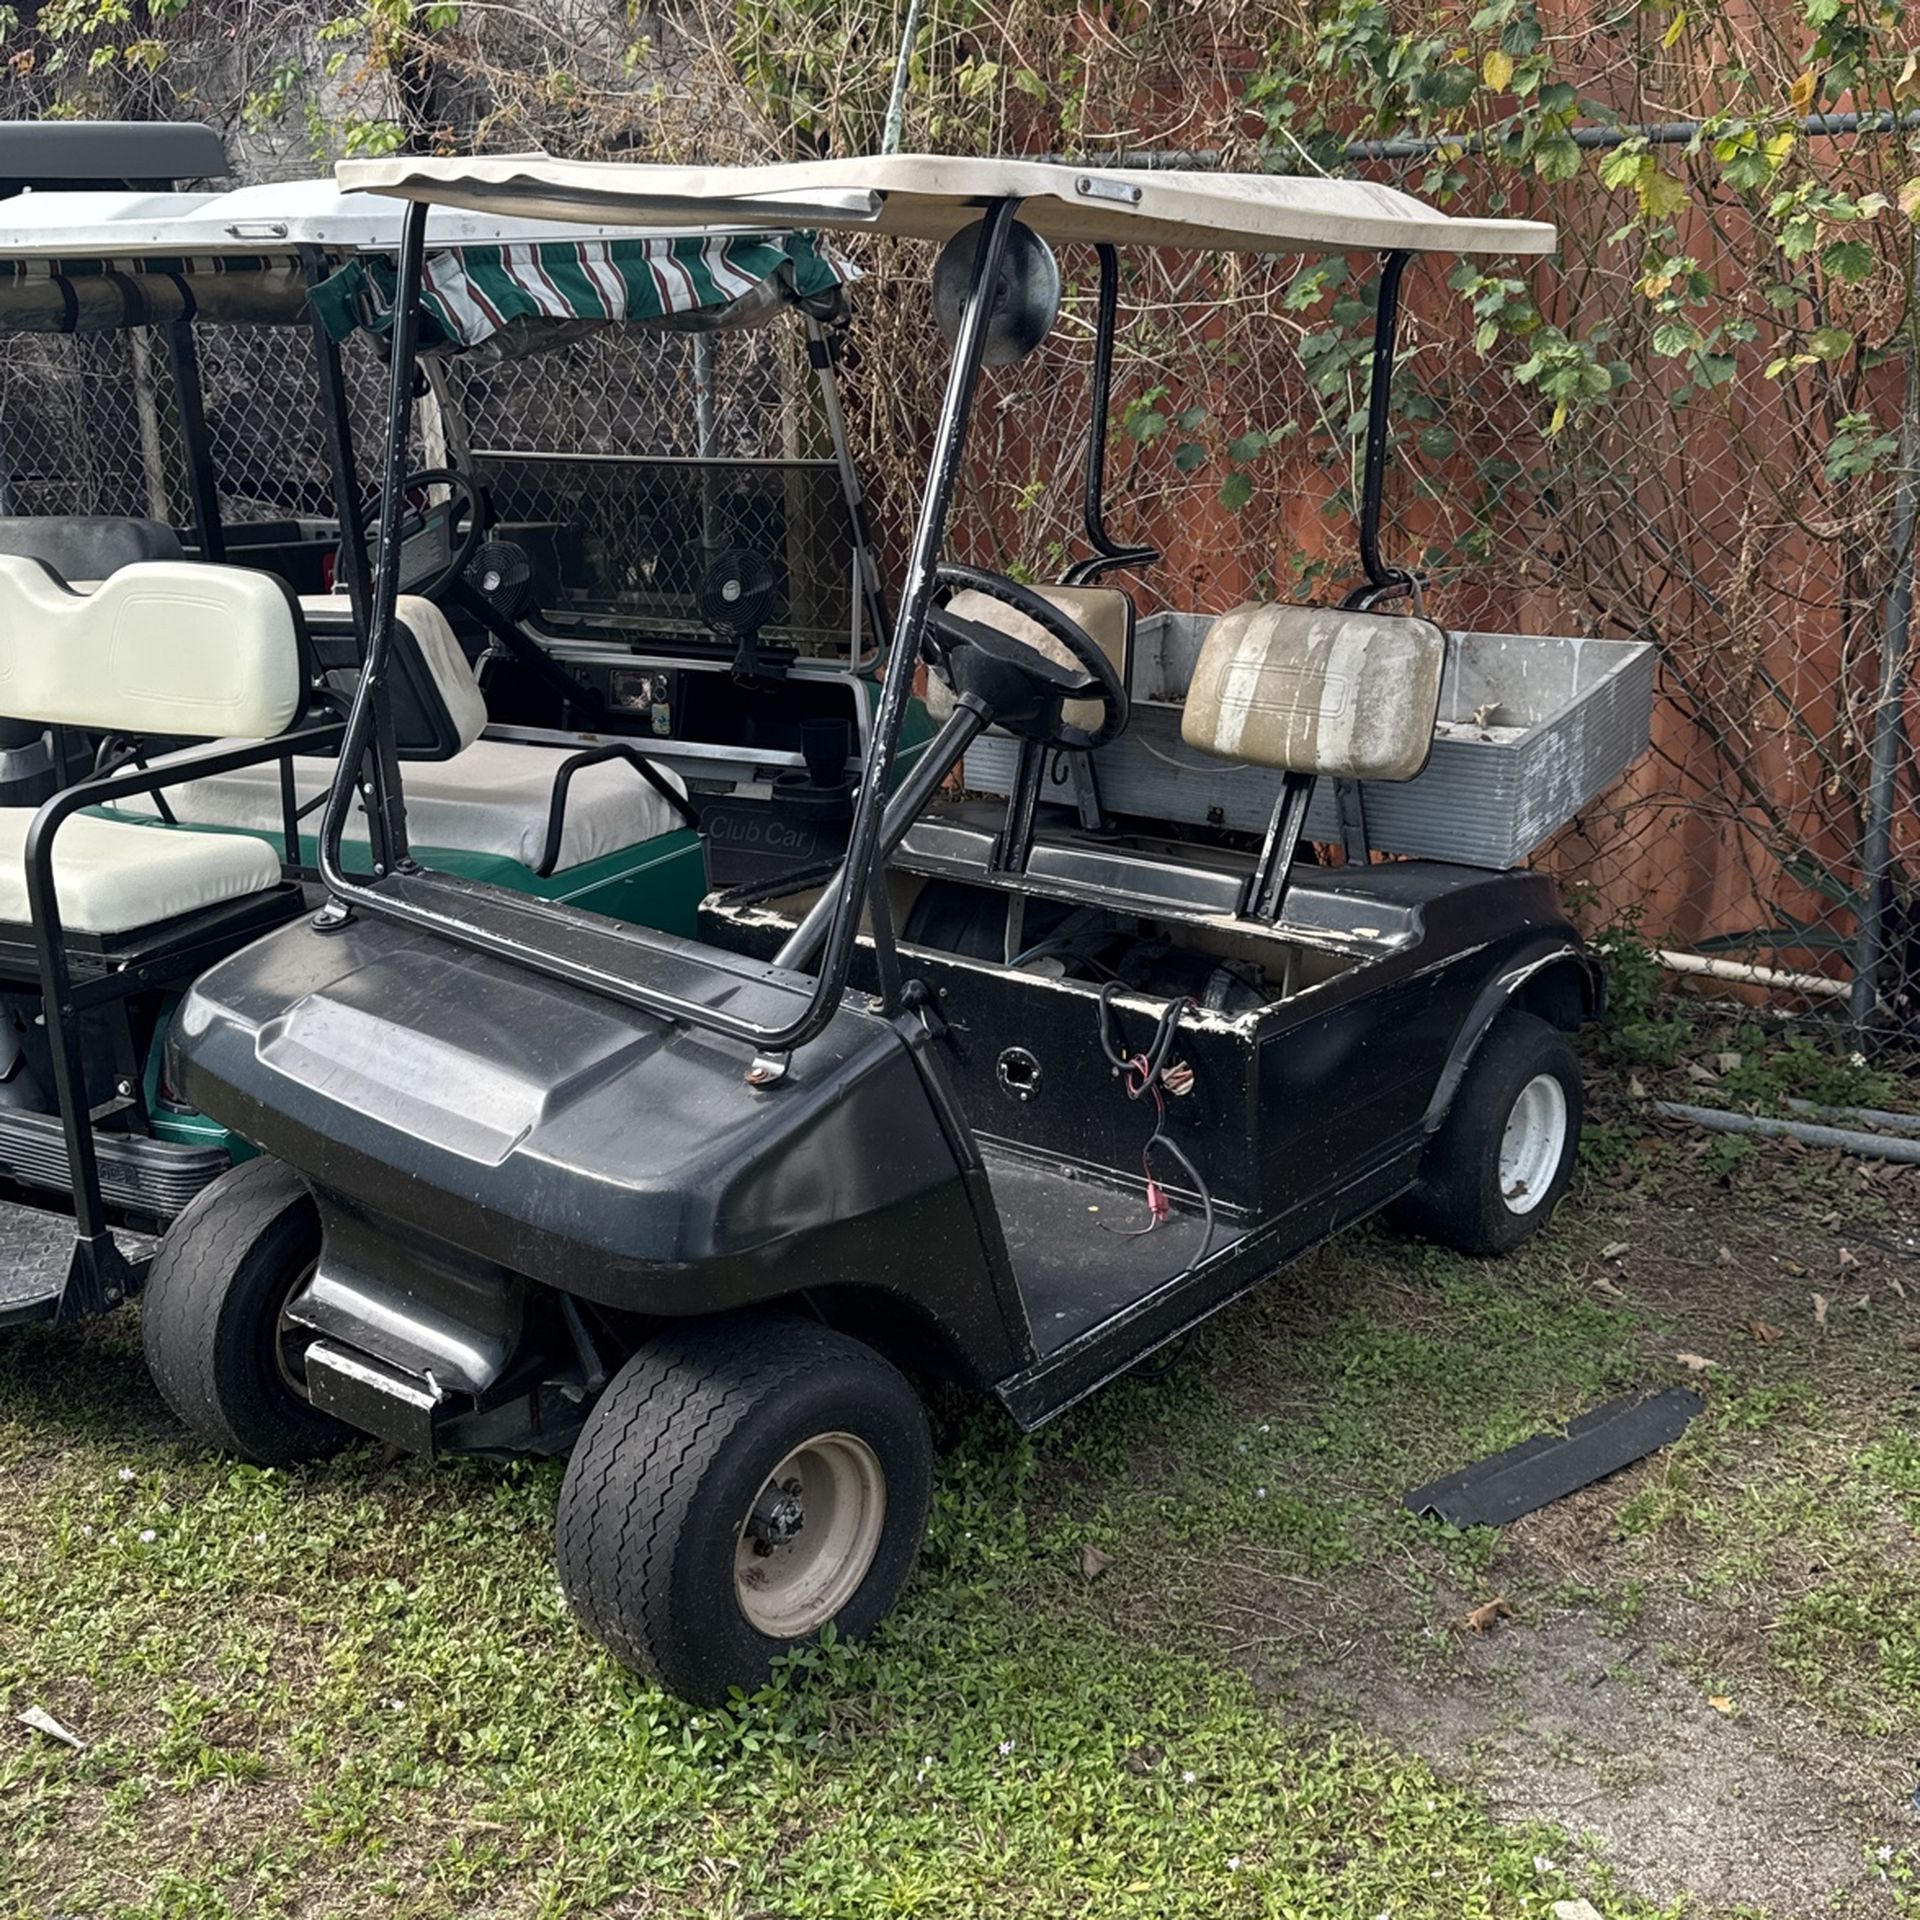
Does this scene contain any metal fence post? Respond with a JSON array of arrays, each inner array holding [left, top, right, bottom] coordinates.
[[1850, 267, 1920, 1037]]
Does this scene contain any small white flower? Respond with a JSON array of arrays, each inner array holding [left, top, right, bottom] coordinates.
[[138, 1529, 156, 1544], [997, 1738, 1015, 1757], [1255, 1486, 1268, 1500], [80, 1525, 93, 1538], [1182, 1769, 1197, 1784], [1534, 1855, 1557, 1875], [1878, 1844, 1896, 1864], [252, 1532, 267, 1546], [1227, 1856, 1241, 1873], [116, 1467, 135, 1484], [389, 1698, 406, 1712]]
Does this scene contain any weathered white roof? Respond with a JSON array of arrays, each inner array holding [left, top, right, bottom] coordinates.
[[0, 178, 708, 258], [334, 152, 1557, 257]]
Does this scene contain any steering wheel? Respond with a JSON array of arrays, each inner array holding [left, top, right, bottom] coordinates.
[[923, 562, 1129, 751], [337, 465, 487, 607]]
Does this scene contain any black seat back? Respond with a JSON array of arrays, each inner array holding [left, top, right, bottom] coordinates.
[[0, 516, 183, 579]]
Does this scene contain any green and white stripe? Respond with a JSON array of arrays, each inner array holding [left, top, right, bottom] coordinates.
[[314, 231, 841, 350]]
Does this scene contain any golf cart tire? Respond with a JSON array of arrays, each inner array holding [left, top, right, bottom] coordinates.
[[555, 1313, 932, 1704], [142, 1156, 348, 1466], [1390, 1009, 1582, 1257]]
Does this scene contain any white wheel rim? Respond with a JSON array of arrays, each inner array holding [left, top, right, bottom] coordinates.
[[1498, 1072, 1568, 1215], [733, 1431, 887, 1640]]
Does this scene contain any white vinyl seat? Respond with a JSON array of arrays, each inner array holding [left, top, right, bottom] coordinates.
[[0, 555, 309, 936], [114, 591, 688, 872], [0, 811, 280, 934], [129, 736, 690, 873]]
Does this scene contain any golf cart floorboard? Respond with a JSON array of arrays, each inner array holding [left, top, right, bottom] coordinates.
[[0, 1205, 154, 1327], [982, 1146, 1246, 1356]]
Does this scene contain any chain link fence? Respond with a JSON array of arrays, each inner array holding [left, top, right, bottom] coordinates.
[[2, 175, 1913, 1041]]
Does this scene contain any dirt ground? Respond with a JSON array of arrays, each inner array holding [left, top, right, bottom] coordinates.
[[1203, 1072, 1920, 1916]]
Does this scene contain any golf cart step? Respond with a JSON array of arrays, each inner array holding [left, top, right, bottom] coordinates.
[[0, 1204, 153, 1327], [983, 1144, 1245, 1357], [0, 1105, 229, 1219]]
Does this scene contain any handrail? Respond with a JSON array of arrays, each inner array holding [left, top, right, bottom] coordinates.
[[23, 720, 345, 1260], [318, 196, 1024, 1058]]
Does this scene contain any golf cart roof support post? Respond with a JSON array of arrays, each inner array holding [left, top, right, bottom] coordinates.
[[300, 242, 374, 634], [1062, 243, 1160, 588], [806, 314, 893, 663], [163, 316, 225, 565], [319, 196, 431, 898], [778, 199, 1025, 1038], [1357, 250, 1412, 597], [307, 199, 1013, 1056]]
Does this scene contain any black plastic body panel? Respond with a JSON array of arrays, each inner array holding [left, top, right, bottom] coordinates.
[[708, 861, 1592, 1218], [173, 915, 1029, 1386]]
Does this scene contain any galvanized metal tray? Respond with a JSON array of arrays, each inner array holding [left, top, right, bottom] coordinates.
[[961, 612, 1656, 870]]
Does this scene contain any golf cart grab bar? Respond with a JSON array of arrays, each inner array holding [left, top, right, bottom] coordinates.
[[531, 743, 699, 878], [317, 198, 1023, 1055]]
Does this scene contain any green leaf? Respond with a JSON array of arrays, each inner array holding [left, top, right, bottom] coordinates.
[[1821, 237, 1874, 282], [1172, 442, 1209, 473], [1217, 471, 1254, 512], [1807, 325, 1855, 363]]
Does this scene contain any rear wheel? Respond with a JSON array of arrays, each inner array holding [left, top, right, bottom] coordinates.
[[555, 1314, 931, 1704], [1391, 1009, 1582, 1256], [142, 1156, 347, 1465]]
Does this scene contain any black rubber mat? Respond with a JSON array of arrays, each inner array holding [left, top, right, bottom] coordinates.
[[1404, 1387, 1705, 1528]]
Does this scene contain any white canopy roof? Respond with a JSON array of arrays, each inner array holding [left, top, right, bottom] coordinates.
[[334, 152, 1557, 258], [0, 178, 703, 258]]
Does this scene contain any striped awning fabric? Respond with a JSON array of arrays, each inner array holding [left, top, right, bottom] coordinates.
[[311, 230, 842, 351]]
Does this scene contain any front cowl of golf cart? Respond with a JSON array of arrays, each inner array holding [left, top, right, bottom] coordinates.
[[168, 910, 1024, 1455]]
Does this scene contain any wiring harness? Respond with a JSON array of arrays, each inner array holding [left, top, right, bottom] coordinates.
[[1095, 981, 1216, 1262]]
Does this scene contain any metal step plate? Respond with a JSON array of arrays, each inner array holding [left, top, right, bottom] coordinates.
[[0, 1207, 155, 1328], [0, 1205, 79, 1326]]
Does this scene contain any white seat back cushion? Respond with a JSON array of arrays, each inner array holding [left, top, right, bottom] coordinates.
[[0, 557, 303, 739], [115, 738, 689, 873], [925, 585, 1132, 734], [298, 594, 488, 754], [0, 809, 280, 934], [1181, 602, 1446, 782]]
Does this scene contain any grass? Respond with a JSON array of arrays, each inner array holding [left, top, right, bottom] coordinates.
[[4, 1034, 1919, 1916], [0, 1316, 1649, 1920]]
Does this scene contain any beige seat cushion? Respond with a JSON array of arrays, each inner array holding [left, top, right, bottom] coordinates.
[[1181, 602, 1445, 782], [0, 809, 280, 934], [926, 584, 1132, 734]]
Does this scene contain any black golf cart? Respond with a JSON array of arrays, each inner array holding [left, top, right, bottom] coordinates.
[[151, 155, 1623, 1703], [0, 163, 890, 1329]]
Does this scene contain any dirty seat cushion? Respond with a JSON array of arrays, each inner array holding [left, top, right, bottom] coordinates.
[[926, 584, 1133, 735], [0, 810, 281, 934], [1181, 602, 1446, 781]]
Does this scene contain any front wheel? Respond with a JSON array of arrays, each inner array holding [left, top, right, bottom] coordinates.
[[554, 1313, 932, 1704], [142, 1156, 348, 1465], [1390, 1008, 1582, 1256]]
